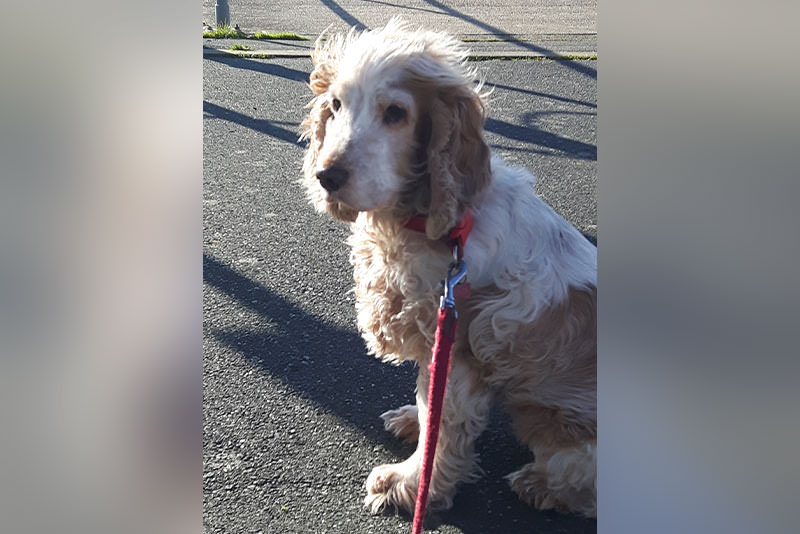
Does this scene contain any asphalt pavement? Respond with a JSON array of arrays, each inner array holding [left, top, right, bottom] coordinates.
[[202, 0, 596, 36], [203, 51, 596, 533]]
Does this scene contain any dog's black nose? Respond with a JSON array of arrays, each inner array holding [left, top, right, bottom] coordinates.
[[316, 166, 349, 192]]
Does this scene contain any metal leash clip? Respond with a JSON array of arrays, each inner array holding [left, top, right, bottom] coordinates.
[[441, 259, 468, 310]]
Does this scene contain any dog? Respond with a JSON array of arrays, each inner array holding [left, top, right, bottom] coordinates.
[[300, 19, 597, 518]]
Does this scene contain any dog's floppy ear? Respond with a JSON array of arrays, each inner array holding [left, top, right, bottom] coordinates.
[[301, 35, 335, 146], [300, 32, 344, 152], [423, 91, 491, 240], [309, 32, 342, 95], [301, 33, 342, 149]]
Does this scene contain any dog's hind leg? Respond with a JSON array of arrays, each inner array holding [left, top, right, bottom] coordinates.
[[505, 398, 597, 517], [380, 404, 419, 443], [507, 443, 596, 518]]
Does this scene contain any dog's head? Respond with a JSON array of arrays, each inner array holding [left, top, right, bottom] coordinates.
[[300, 18, 491, 239]]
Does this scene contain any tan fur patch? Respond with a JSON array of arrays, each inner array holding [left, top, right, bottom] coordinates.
[[459, 284, 597, 450], [410, 86, 491, 240]]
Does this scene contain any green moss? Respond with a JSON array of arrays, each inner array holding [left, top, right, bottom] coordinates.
[[252, 31, 309, 41], [203, 25, 243, 39], [467, 53, 597, 61]]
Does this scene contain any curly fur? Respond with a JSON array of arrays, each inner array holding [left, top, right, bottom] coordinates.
[[300, 18, 597, 519]]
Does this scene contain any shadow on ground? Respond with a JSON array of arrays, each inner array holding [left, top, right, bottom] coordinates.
[[204, 253, 595, 532], [420, 0, 597, 79], [205, 54, 310, 81], [204, 253, 420, 453]]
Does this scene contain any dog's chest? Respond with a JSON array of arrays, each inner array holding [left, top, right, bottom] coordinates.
[[348, 227, 450, 361]]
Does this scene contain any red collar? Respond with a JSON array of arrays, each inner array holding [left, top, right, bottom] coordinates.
[[403, 211, 474, 259]]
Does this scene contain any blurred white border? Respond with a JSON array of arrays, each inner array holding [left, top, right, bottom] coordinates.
[[600, 1, 800, 533]]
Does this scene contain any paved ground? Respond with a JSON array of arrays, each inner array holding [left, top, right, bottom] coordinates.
[[201, 35, 597, 58], [203, 52, 596, 533], [202, 0, 596, 37]]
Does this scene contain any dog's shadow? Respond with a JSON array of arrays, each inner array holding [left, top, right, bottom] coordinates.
[[204, 253, 418, 456], [205, 252, 596, 532]]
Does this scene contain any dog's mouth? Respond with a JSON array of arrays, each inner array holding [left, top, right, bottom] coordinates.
[[323, 187, 351, 207], [326, 192, 353, 210], [327, 194, 372, 214], [323, 180, 399, 215]]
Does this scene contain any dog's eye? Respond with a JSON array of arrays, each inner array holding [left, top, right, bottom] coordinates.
[[383, 105, 407, 125], [332, 98, 341, 112]]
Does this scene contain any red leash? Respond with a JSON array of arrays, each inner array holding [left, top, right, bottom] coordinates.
[[404, 214, 472, 534]]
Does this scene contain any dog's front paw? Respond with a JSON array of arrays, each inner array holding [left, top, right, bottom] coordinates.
[[364, 461, 418, 514], [380, 405, 419, 443]]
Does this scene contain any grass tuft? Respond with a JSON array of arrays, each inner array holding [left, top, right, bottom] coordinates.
[[252, 31, 309, 41], [203, 26, 309, 40], [203, 25, 243, 39], [229, 43, 252, 51]]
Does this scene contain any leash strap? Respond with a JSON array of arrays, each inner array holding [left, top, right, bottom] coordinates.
[[411, 306, 457, 534], [411, 260, 468, 534], [401, 212, 473, 533]]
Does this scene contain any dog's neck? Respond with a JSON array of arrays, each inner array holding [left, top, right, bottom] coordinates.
[[352, 210, 455, 296], [353, 208, 472, 267]]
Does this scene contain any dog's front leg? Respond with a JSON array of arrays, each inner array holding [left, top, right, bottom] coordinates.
[[365, 354, 491, 514]]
